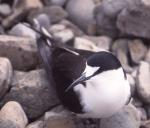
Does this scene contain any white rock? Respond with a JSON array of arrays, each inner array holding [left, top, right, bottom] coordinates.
[[0, 57, 12, 99], [50, 24, 74, 43], [0, 101, 28, 128], [83, 35, 112, 50], [9, 23, 37, 39], [26, 120, 44, 128], [128, 39, 147, 64], [137, 61, 150, 103], [74, 37, 102, 52]]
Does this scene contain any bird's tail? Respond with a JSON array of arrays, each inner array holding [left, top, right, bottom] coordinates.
[[24, 18, 57, 77]]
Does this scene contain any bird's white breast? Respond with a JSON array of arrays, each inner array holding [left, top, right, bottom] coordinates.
[[73, 68, 130, 118]]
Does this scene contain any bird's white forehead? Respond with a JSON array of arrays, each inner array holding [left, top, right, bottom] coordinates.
[[83, 64, 99, 77]]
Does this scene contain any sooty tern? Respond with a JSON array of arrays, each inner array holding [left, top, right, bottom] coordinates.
[[29, 19, 131, 118]]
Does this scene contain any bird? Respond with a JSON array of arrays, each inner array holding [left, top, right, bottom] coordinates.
[[28, 19, 131, 118]]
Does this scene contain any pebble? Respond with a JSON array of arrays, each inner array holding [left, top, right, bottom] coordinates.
[[9, 23, 37, 39], [0, 57, 12, 99], [145, 48, 150, 63], [0, 35, 38, 70], [100, 104, 141, 128], [74, 37, 102, 52], [137, 107, 147, 120], [28, 5, 68, 24], [1, 69, 59, 120], [136, 61, 150, 103], [127, 74, 135, 96], [128, 39, 147, 64], [0, 101, 28, 128], [26, 120, 44, 128], [60, 19, 84, 36], [50, 24, 74, 43], [44, 106, 75, 128], [117, 0, 150, 38], [0, 4, 12, 17], [43, 0, 67, 6], [112, 39, 133, 73], [66, 0, 95, 32], [2, 0, 43, 28], [83, 35, 112, 51]]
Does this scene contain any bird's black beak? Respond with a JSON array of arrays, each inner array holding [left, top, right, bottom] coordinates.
[[65, 73, 90, 92]]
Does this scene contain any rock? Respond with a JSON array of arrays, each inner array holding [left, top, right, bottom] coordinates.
[[26, 120, 44, 128], [128, 39, 147, 64], [145, 105, 150, 119], [117, 0, 150, 38], [94, 0, 129, 37], [137, 107, 147, 120], [66, 0, 95, 32], [0, 57, 12, 99], [145, 48, 150, 63], [131, 98, 143, 107], [127, 74, 135, 96], [50, 24, 74, 43], [44, 106, 75, 128], [136, 61, 150, 103], [83, 35, 112, 50], [0, 101, 28, 128], [111, 39, 133, 73], [43, 0, 67, 6], [0, 4, 12, 17], [28, 6, 68, 24], [2, 0, 43, 28], [0, 25, 4, 34], [100, 104, 141, 128], [141, 120, 150, 128], [74, 37, 102, 52], [0, 35, 38, 70], [9, 23, 37, 39], [2, 69, 59, 120], [60, 19, 84, 36]]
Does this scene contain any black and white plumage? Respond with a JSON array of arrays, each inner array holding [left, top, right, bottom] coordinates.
[[31, 20, 131, 118]]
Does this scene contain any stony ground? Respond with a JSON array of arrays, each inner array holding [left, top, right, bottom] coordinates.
[[0, 0, 150, 128]]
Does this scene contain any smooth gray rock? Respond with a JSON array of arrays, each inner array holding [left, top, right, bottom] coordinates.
[[94, 0, 129, 37], [117, 0, 150, 38], [145, 48, 150, 63], [44, 106, 75, 128], [127, 74, 135, 96], [111, 39, 133, 72], [141, 120, 150, 128], [2, 0, 43, 28], [0, 101, 28, 128], [0, 4, 12, 17], [83, 35, 112, 51], [60, 19, 84, 36], [100, 104, 141, 128], [2, 69, 59, 120], [28, 5, 68, 24], [26, 120, 44, 128], [43, 0, 67, 6], [0, 35, 38, 70], [137, 61, 150, 103], [128, 39, 147, 64], [9, 23, 37, 39], [0, 57, 12, 99], [137, 107, 147, 120], [50, 24, 74, 43], [66, 0, 95, 32], [74, 37, 102, 52]]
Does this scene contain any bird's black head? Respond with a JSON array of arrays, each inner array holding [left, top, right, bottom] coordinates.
[[86, 51, 122, 76], [65, 51, 123, 92]]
